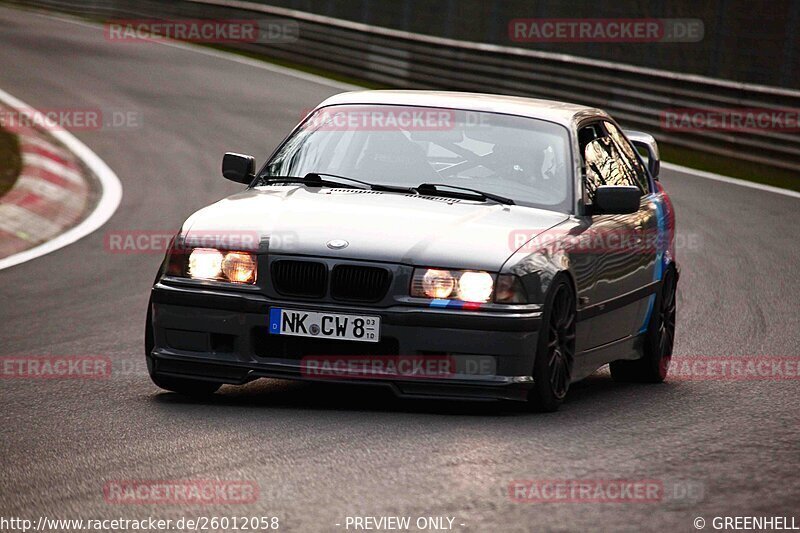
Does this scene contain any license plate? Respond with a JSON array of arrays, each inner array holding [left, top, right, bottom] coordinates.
[[268, 308, 380, 343]]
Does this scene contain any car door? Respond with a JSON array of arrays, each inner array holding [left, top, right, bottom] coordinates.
[[602, 121, 660, 335], [571, 120, 656, 350]]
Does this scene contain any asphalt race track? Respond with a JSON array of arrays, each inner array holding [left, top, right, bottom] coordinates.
[[1, 6, 798, 532]]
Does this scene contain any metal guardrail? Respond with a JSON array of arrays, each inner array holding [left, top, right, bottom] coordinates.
[[14, 0, 800, 173]]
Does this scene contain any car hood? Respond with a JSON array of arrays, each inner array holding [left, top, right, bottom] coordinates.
[[182, 186, 568, 271]]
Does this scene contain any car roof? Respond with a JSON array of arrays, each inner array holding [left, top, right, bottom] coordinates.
[[316, 90, 608, 127]]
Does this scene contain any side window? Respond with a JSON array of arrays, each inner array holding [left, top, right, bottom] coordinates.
[[603, 121, 650, 194], [583, 137, 639, 203], [578, 123, 603, 156], [578, 123, 602, 204]]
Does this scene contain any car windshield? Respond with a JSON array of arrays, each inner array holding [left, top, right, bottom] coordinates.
[[262, 104, 572, 211]]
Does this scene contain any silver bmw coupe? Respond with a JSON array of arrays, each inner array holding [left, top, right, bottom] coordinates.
[[146, 90, 678, 411]]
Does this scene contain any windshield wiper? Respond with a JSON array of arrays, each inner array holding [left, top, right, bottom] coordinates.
[[257, 175, 363, 189], [259, 174, 512, 204], [416, 183, 515, 205], [305, 172, 417, 194], [258, 173, 417, 194]]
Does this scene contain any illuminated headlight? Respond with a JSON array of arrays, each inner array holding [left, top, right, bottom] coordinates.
[[421, 269, 456, 299], [411, 268, 494, 303], [175, 248, 257, 284], [411, 269, 527, 304], [456, 271, 494, 302], [221, 251, 257, 283], [188, 248, 224, 280]]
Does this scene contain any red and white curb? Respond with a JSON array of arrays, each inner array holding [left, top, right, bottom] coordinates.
[[0, 88, 122, 270], [0, 114, 92, 256]]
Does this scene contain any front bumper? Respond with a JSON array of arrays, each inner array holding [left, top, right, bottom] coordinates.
[[149, 281, 542, 401]]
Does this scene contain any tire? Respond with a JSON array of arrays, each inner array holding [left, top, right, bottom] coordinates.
[[144, 299, 221, 397], [610, 266, 677, 383], [528, 278, 576, 412]]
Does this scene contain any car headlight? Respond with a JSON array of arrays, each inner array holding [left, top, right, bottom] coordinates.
[[411, 269, 527, 304], [221, 251, 258, 283], [411, 268, 494, 303], [188, 248, 224, 280], [165, 245, 257, 284], [421, 269, 456, 298], [456, 271, 494, 302]]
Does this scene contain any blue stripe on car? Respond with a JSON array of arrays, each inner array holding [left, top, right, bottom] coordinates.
[[429, 299, 468, 309], [638, 193, 668, 333]]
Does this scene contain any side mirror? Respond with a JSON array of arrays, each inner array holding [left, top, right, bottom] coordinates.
[[222, 152, 255, 184], [624, 130, 660, 180], [594, 185, 641, 215]]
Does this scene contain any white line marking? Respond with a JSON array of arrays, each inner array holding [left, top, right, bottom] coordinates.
[[0, 87, 123, 270], [661, 162, 800, 200]]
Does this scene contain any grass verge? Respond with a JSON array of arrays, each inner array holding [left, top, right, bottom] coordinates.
[[660, 144, 799, 192], [0, 126, 22, 198]]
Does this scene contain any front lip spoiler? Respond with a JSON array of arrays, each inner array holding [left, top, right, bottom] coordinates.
[[151, 351, 534, 402]]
